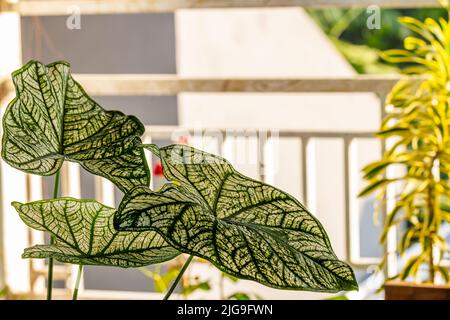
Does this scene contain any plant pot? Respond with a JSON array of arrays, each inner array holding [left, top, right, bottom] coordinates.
[[384, 281, 450, 300]]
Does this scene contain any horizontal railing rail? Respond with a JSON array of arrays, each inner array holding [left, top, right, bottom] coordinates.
[[0, 74, 423, 96], [0, 0, 444, 15], [143, 125, 375, 139], [73, 74, 419, 96]]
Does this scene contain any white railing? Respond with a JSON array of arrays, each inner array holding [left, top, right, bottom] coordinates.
[[0, 74, 401, 297], [0, 0, 443, 16]]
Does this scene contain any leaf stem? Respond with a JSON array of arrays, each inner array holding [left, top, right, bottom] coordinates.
[[72, 264, 83, 300], [329, 9, 363, 39], [424, 157, 440, 284], [47, 169, 61, 300], [163, 255, 193, 300]]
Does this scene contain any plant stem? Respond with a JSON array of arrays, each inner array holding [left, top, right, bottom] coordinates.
[[428, 248, 435, 284], [47, 253, 54, 300], [72, 264, 83, 300], [329, 9, 363, 39], [47, 169, 61, 300], [426, 158, 440, 284], [427, 184, 435, 284], [163, 255, 193, 300]]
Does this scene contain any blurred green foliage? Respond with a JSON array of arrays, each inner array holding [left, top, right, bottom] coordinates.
[[0, 286, 8, 298], [139, 256, 212, 299], [140, 258, 263, 300], [308, 8, 447, 74]]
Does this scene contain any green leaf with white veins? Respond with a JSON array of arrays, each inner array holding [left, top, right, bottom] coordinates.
[[1, 60, 149, 192], [13, 198, 179, 267], [115, 144, 358, 292]]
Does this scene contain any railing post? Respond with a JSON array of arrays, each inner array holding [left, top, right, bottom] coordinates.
[[377, 91, 398, 280], [343, 137, 353, 263], [300, 137, 310, 207], [257, 130, 268, 182]]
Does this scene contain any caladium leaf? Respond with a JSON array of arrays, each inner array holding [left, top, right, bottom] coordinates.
[[115, 144, 358, 292], [13, 198, 179, 267], [2, 60, 149, 192]]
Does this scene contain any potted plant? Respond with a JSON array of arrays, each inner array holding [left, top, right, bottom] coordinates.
[[1, 60, 358, 299], [359, 13, 450, 299]]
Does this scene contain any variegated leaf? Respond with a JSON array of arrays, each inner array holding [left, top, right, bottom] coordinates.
[[13, 198, 179, 267], [115, 144, 358, 292], [2, 60, 149, 192]]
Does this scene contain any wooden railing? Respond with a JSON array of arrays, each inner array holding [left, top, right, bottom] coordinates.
[[0, 0, 443, 15], [0, 74, 421, 97]]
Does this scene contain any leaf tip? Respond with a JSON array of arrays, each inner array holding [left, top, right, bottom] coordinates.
[[11, 201, 23, 210], [21, 249, 32, 259], [357, 189, 369, 198], [143, 144, 160, 156], [345, 280, 359, 292], [338, 266, 359, 292]]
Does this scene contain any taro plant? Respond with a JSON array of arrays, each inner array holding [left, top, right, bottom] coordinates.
[[359, 14, 450, 284], [1, 60, 357, 300]]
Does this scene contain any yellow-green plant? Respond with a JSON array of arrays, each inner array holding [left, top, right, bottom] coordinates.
[[359, 14, 450, 284]]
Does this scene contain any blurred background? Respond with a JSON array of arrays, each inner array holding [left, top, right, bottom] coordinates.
[[0, 0, 448, 300]]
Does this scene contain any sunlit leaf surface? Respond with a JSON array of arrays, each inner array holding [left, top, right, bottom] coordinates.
[[13, 198, 179, 267], [115, 144, 358, 292], [2, 60, 149, 192]]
